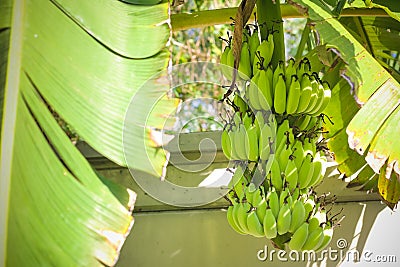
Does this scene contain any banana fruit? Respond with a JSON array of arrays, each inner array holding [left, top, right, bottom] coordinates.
[[220, 29, 336, 250]]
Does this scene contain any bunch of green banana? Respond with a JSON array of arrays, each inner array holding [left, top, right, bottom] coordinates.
[[220, 24, 338, 250]]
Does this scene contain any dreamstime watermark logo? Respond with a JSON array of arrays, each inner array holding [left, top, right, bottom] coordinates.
[[256, 238, 397, 263], [122, 62, 273, 207]]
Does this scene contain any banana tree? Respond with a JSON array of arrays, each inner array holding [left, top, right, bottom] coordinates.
[[171, 0, 400, 208], [1, 0, 400, 266], [0, 0, 176, 265]]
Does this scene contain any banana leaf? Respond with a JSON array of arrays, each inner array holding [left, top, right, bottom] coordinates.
[[1, 0, 174, 265], [7, 73, 136, 266], [20, 0, 176, 176], [291, 0, 400, 208], [0, 0, 12, 130]]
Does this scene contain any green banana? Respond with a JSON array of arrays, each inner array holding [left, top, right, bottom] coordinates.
[[303, 139, 316, 157], [233, 93, 248, 115], [286, 194, 294, 209], [259, 123, 273, 161], [302, 225, 324, 251], [298, 154, 314, 189], [289, 200, 306, 233], [252, 52, 262, 76], [228, 131, 240, 159], [245, 183, 257, 204], [310, 153, 327, 187], [267, 188, 280, 219], [220, 46, 232, 80], [274, 74, 287, 114], [232, 203, 246, 233], [296, 115, 311, 131], [296, 74, 313, 113], [227, 205, 247, 235], [247, 210, 265, 237], [258, 124, 273, 160], [308, 217, 320, 232], [291, 187, 301, 202], [310, 81, 331, 115], [232, 166, 246, 200], [267, 113, 277, 137], [237, 202, 251, 233], [221, 130, 232, 160], [279, 186, 290, 207], [258, 69, 273, 109], [254, 111, 265, 134], [263, 209, 278, 239], [251, 187, 263, 206], [299, 59, 311, 79], [256, 198, 268, 222], [316, 224, 333, 252], [238, 42, 252, 80], [247, 71, 263, 110], [285, 58, 297, 87], [242, 112, 252, 129], [277, 203, 292, 235], [303, 197, 316, 218], [303, 74, 319, 113], [224, 47, 235, 81], [291, 141, 305, 169], [309, 80, 325, 114], [246, 125, 259, 161], [249, 30, 260, 65], [278, 145, 292, 171], [276, 126, 294, 156], [270, 159, 283, 191], [235, 125, 248, 160], [288, 222, 309, 251], [233, 112, 241, 127], [303, 116, 317, 132], [307, 156, 323, 188], [286, 75, 301, 115], [273, 61, 285, 87], [275, 120, 290, 151], [284, 159, 298, 191], [296, 59, 307, 82], [256, 34, 274, 69]]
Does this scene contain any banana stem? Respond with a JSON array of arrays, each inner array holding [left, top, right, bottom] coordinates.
[[295, 20, 311, 60], [256, 0, 285, 68], [170, 7, 389, 32]]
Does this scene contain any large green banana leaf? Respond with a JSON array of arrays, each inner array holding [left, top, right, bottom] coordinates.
[[291, 0, 400, 208], [1, 0, 174, 265], [0, 0, 12, 129]]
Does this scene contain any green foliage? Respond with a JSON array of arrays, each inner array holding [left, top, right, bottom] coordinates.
[[292, 0, 400, 208], [1, 0, 173, 265]]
